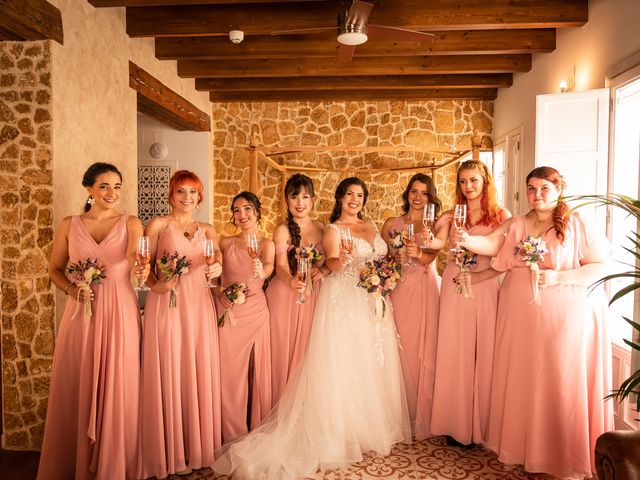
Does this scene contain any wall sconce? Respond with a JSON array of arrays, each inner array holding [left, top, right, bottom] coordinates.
[[559, 65, 576, 93]]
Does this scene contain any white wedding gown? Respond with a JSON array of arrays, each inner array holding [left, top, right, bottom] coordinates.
[[213, 225, 411, 479]]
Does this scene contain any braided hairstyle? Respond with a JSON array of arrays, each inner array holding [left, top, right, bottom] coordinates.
[[526, 166, 568, 243], [284, 174, 315, 275], [329, 177, 369, 223], [81, 162, 122, 212], [401, 173, 442, 217], [456, 159, 503, 228]]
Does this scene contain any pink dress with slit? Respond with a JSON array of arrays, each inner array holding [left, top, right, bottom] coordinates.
[[486, 212, 613, 479], [430, 210, 507, 445], [387, 216, 440, 438], [38, 215, 140, 480], [137, 223, 222, 479], [215, 237, 272, 444], [266, 243, 324, 407]]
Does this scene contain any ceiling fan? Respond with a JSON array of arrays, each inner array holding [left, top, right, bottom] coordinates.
[[271, 0, 434, 63]]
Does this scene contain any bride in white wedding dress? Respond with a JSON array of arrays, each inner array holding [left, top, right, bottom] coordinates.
[[213, 177, 411, 480]]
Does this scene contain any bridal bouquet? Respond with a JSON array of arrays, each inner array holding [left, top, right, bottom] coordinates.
[[67, 258, 107, 317], [157, 250, 191, 308], [297, 243, 324, 294], [358, 257, 402, 321], [452, 247, 478, 299], [514, 235, 549, 305], [217, 282, 249, 327]]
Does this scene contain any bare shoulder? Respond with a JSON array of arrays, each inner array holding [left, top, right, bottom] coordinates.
[[126, 215, 143, 229], [145, 216, 169, 235]]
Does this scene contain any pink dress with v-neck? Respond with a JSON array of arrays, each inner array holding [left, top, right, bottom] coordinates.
[[38, 215, 140, 480], [137, 223, 222, 479], [486, 212, 613, 479], [215, 237, 272, 444]]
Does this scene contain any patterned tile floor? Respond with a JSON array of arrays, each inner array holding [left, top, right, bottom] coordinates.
[[166, 436, 558, 480]]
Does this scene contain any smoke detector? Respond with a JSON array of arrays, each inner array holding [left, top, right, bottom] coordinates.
[[229, 30, 244, 44]]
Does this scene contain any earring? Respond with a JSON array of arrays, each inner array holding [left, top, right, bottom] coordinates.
[[196, 203, 202, 212], [87, 196, 95, 206]]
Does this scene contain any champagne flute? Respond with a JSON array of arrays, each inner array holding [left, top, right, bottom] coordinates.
[[452, 204, 468, 252], [405, 223, 415, 266], [340, 228, 353, 262], [246, 233, 260, 279], [295, 257, 309, 305], [422, 204, 435, 245], [135, 236, 150, 291], [202, 238, 216, 287]]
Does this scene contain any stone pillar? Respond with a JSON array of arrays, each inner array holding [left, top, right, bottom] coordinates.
[[0, 40, 55, 450]]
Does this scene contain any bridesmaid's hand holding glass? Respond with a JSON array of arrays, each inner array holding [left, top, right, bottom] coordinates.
[[405, 240, 421, 261], [251, 257, 264, 279], [205, 262, 222, 281], [290, 275, 306, 293]]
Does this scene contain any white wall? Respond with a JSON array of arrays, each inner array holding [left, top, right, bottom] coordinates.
[[494, 0, 640, 187], [137, 113, 212, 223]]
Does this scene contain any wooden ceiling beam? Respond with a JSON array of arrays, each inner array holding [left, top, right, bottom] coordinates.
[[156, 29, 555, 60], [0, 0, 63, 44], [196, 74, 513, 92], [129, 61, 211, 131], [179, 54, 531, 78], [209, 88, 498, 102], [126, 0, 587, 37], [90, 0, 328, 6]]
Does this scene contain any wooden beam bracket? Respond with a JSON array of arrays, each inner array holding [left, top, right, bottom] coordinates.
[[0, 0, 63, 44]]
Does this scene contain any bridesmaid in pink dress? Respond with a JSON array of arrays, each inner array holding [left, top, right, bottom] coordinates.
[[457, 166, 613, 479], [266, 174, 330, 407], [38, 163, 147, 480], [138, 170, 223, 479], [429, 160, 511, 446], [214, 191, 274, 443], [381, 173, 441, 438]]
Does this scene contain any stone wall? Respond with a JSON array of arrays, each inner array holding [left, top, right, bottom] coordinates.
[[212, 100, 493, 236], [0, 41, 55, 449]]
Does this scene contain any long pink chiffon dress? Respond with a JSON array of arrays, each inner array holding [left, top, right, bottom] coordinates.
[[430, 210, 507, 445], [215, 237, 272, 444], [137, 223, 222, 479], [38, 215, 140, 480], [486, 212, 613, 479], [387, 216, 440, 438], [266, 243, 324, 407]]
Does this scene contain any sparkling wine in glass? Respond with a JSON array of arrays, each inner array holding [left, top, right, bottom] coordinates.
[[405, 223, 415, 266], [202, 238, 216, 287], [135, 236, 150, 291], [452, 204, 468, 251], [340, 228, 353, 259], [422, 203, 436, 242], [246, 234, 260, 279], [295, 258, 309, 305]]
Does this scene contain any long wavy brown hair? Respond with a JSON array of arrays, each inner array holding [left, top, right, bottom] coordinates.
[[526, 166, 568, 243], [455, 159, 503, 228]]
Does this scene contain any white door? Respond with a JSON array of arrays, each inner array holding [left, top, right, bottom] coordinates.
[[495, 126, 523, 214], [535, 88, 610, 222]]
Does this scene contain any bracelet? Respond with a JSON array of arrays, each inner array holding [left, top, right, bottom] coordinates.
[[417, 250, 423, 260]]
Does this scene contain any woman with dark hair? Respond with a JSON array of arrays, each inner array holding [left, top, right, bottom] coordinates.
[[138, 170, 223, 478], [38, 162, 147, 479], [214, 191, 274, 443], [266, 174, 330, 406], [214, 177, 410, 480], [381, 173, 442, 437], [455, 166, 613, 478], [429, 159, 510, 445]]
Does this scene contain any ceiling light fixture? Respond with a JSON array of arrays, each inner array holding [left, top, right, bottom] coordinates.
[[337, 24, 368, 46]]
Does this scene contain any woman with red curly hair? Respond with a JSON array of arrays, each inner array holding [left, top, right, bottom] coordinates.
[[455, 166, 613, 478], [428, 160, 510, 444], [138, 170, 223, 478]]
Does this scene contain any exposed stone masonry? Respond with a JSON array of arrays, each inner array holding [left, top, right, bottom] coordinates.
[[212, 100, 494, 236], [1, 40, 55, 449]]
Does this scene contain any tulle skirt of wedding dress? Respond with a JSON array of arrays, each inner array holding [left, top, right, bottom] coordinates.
[[213, 272, 411, 479]]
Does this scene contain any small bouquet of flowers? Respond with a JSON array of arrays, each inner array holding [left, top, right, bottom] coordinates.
[[452, 247, 478, 299], [156, 250, 191, 308], [388, 229, 409, 249], [297, 243, 324, 294], [217, 282, 249, 327], [67, 258, 107, 317], [358, 257, 402, 321], [514, 235, 549, 305]]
